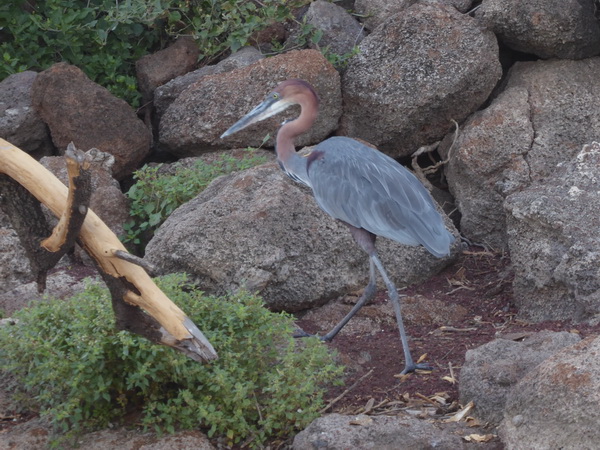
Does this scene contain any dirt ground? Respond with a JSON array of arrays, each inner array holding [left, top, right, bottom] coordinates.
[[2, 247, 599, 448], [294, 246, 600, 448]]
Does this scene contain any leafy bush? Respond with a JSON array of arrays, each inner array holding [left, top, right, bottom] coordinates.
[[122, 148, 269, 247], [0, 273, 343, 447], [0, 0, 310, 106]]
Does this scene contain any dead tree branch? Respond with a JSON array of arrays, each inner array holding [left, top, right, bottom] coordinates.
[[0, 138, 217, 363]]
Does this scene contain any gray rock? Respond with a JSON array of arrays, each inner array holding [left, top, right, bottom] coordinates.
[[31, 62, 151, 180], [443, 86, 533, 250], [0, 211, 33, 294], [0, 268, 97, 316], [40, 149, 130, 237], [154, 47, 264, 119], [76, 429, 215, 449], [292, 413, 467, 449], [159, 49, 341, 157], [502, 58, 600, 181], [136, 36, 199, 102], [476, 0, 600, 59], [501, 335, 600, 450], [305, 0, 366, 56], [0, 420, 214, 450], [354, 0, 417, 31], [0, 418, 50, 450], [441, 57, 600, 250], [0, 71, 53, 158], [340, 2, 501, 158], [145, 163, 458, 312], [459, 330, 581, 425], [355, 0, 473, 32], [504, 142, 600, 322]]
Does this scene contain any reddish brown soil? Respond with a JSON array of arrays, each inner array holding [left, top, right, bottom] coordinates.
[[294, 247, 600, 447]]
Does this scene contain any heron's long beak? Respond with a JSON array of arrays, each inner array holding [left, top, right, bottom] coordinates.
[[220, 95, 292, 138]]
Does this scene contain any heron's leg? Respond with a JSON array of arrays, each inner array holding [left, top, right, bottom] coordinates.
[[320, 258, 377, 342], [371, 254, 432, 375], [293, 259, 377, 341]]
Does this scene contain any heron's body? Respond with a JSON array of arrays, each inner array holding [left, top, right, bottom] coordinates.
[[292, 136, 453, 257], [221, 79, 454, 374]]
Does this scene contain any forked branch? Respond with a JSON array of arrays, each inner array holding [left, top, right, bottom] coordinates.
[[0, 138, 217, 363]]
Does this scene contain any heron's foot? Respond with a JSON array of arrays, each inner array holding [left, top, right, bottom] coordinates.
[[400, 362, 433, 375], [292, 327, 314, 338], [293, 328, 335, 342]]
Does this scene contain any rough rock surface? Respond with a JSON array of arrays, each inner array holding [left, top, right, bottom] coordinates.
[[305, 0, 366, 56], [459, 330, 581, 425], [0, 71, 53, 158], [442, 57, 600, 250], [502, 58, 600, 181], [501, 336, 600, 450], [340, 2, 501, 157], [292, 413, 467, 449], [0, 417, 215, 450], [154, 47, 264, 120], [443, 86, 533, 250], [476, 0, 600, 59], [504, 142, 600, 322], [135, 36, 199, 102], [31, 63, 151, 180], [40, 148, 129, 236], [0, 210, 33, 293], [354, 0, 417, 31], [0, 268, 96, 316], [145, 163, 458, 312], [159, 49, 341, 157]]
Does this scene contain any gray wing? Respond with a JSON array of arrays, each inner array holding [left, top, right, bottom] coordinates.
[[308, 137, 453, 257]]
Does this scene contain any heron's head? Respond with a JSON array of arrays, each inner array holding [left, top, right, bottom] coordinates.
[[220, 79, 318, 138]]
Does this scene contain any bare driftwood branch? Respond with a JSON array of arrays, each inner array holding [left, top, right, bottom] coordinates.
[[411, 119, 460, 189], [41, 142, 92, 253], [111, 249, 158, 276], [0, 138, 217, 363]]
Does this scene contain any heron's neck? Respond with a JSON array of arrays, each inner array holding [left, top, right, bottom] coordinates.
[[276, 92, 317, 165], [275, 102, 317, 187]]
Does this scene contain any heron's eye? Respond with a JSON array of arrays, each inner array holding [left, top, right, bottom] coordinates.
[[273, 93, 279, 100]]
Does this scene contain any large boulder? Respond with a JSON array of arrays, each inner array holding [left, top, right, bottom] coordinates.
[[0, 71, 53, 158], [475, 0, 600, 59], [304, 0, 366, 56], [459, 331, 581, 425], [504, 142, 600, 322], [340, 2, 501, 158], [442, 86, 532, 250], [159, 49, 340, 157], [135, 36, 199, 105], [442, 57, 600, 250], [354, 0, 417, 31], [293, 413, 467, 449], [154, 47, 264, 120], [145, 163, 459, 312], [501, 336, 600, 450], [40, 149, 130, 237], [31, 63, 152, 180]]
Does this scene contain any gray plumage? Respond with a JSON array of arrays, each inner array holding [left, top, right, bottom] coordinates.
[[308, 137, 453, 257]]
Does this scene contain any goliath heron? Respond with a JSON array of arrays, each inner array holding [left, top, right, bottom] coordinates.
[[221, 79, 454, 374]]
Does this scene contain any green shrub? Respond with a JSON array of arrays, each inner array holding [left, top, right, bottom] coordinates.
[[0, 0, 310, 106], [122, 148, 269, 247], [0, 273, 343, 447]]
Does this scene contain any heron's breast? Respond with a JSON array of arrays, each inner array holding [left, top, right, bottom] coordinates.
[[305, 150, 325, 172]]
